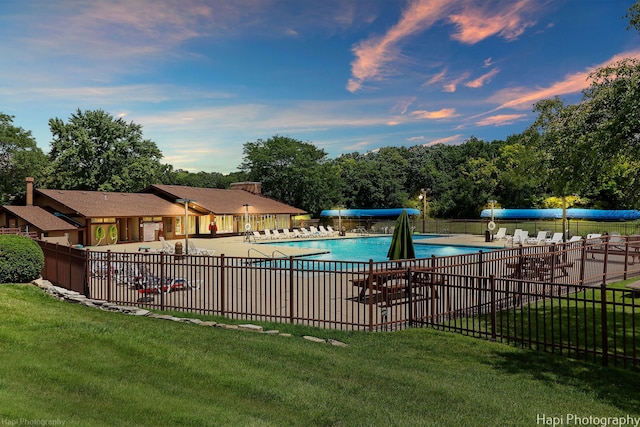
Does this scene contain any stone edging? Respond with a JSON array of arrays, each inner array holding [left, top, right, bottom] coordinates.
[[31, 279, 348, 348]]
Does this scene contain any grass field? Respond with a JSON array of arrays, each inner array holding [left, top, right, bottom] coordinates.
[[1, 284, 639, 426]]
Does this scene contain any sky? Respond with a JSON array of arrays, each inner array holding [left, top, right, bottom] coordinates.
[[2, 0, 639, 174]]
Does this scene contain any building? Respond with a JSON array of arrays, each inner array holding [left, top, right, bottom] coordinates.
[[0, 179, 306, 246]]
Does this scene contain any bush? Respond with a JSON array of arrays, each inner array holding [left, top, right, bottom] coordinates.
[[0, 235, 44, 284]]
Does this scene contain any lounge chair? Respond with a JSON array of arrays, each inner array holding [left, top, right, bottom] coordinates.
[[252, 231, 263, 241], [282, 229, 293, 239], [526, 231, 548, 245], [508, 229, 528, 245], [292, 229, 304, 238], [568, 235, 582, 243], [318, 226, 332, 237], [493, 227, 507, 240], [187, 240, 214, 255], [264, 229, 274, 240], [300, 228, 314, 238], [309, 226, 323, 236], [545, 232, 563, 244], [159, 237, 175, 254], [327, 226, 338, 236], [272, 229, 283, 239], [506, 229, 522, 243]]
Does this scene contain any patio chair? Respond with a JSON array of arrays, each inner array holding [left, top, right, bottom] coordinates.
[[506, 229, 522, 243], [319, 226, 332, 236], [159, 237, 175, 254], [187, 240, 215, 255], [526, 231, 548, 245], [493, 227, 507, 240], [545, 232, 563, 245]]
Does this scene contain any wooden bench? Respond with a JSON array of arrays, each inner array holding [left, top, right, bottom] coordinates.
[[587, 235, 640, 265], [506, 255, 574, 281], [587, 247, 640, 265]]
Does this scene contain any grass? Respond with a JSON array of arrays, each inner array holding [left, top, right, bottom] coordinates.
[[1, 284, 639, 426], [478, 279, 640, 367]]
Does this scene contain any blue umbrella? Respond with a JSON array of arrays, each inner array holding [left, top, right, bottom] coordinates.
[[387, 210, 416, 260]]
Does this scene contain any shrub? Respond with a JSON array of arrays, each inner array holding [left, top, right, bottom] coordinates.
[[0, 235, 44, 284]]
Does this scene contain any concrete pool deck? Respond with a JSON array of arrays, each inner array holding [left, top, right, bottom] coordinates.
[[86, 232, 508, 258]]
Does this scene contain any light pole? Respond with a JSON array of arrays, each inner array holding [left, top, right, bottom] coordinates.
[[419, 188, 428, 233], [243, 204, 251, 242], [176, 198, 195, 254]]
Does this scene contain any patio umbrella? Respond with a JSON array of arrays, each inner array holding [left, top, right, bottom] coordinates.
[[386, 209, 415, 260]]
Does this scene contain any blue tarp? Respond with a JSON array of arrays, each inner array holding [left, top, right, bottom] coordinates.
[[321, 208, 420, 218], [480, 208, 640, 221]]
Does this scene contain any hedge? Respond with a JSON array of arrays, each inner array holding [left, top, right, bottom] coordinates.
[[0, 235, 45, 284]]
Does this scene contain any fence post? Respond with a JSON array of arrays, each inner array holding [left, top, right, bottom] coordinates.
[[289, 256, 295, 324], [367, 259, 374, 332], [478, 250, 484, 278], [220, 254, 225, 316], [84, 249, 91, 298], [106, 250, 112, 302], [490, 275, 497, 341], [600, 282, 609, 367]]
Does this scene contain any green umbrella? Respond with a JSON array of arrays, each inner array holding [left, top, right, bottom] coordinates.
[[387, 209, 416, 260]]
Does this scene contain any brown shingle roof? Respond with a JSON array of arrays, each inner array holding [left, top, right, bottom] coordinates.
[[36, 189, 186, 218], [2, 205, 77, 232], [147, 185, 306, 215]]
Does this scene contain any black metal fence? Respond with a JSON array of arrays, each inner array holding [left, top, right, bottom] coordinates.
[[37, 235, 640, 369]]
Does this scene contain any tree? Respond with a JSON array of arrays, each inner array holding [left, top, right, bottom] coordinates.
[[530, 59, 640, 208], [625, 0, 640, 33], [0, 114, 47, 204], [46, 109, 165, 192], [334, 147, 409, 209], [240, 136, 341, 215]]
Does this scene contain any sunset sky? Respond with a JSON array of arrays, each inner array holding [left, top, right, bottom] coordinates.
[[2, 0, 639, 173]]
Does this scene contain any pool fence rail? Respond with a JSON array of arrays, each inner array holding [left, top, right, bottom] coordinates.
[[37, 235, 640, 370]]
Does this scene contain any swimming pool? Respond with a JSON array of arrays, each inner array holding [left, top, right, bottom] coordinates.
[[267, 236, 492, 262]]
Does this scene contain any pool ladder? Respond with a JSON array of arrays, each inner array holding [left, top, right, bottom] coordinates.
[[247, 247, 290, 259]]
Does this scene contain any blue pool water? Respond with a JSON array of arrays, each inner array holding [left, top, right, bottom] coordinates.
[[267, 236, 491, 262]]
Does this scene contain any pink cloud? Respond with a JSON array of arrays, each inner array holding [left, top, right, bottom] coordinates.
[[347, 0, 451, 92], [475, 114, 527, 126], [449, 0, 537, 44], [424, 134, 466, 146], [465, 68, 500, 88], [492, 49, 640, 110], [443, 72, 470, 92], [423, 68, 448, 87], [410, 108, 458, 119]]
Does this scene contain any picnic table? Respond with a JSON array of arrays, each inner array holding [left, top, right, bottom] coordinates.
[[351, 267, 440, 306]]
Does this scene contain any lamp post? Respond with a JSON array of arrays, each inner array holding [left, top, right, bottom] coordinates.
[[176, 198, 195, 254], [419, 188, 428, 233], [243, 203, 250, 242]]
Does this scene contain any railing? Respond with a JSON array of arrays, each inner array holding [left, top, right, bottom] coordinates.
[[0, 227, 39, 238], [37, 236, 640, 368]]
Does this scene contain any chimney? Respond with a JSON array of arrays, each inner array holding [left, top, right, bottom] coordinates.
[[26, 177, 34, 206]]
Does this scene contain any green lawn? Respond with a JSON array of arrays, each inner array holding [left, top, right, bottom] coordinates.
[[1, 284, 639, 426]]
